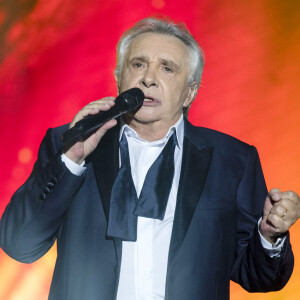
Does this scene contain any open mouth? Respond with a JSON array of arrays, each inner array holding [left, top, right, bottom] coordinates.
[[142, 96, 159, 106], [144, 97, 154, 102]]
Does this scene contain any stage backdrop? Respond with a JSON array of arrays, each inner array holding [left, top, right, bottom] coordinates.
[[0, 0, 300, 299]]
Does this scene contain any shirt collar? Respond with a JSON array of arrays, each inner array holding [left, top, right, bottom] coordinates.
[[119, 115, 184, 149]]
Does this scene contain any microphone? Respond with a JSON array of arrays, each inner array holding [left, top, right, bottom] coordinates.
[[63, 88, 144, 147]]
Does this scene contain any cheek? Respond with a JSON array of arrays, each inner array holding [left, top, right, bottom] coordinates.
[[120, 79, 136, 92], [169, 85, 189, 107], [120, 69, 138, 86]]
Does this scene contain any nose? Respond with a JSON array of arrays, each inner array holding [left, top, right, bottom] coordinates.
[[139, 64, 158, 88]]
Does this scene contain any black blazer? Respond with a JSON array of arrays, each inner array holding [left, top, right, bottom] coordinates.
[[0, 119, 294, 300]]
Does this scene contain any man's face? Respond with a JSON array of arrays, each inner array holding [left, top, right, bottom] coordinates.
[[118, 33, 195, 129]]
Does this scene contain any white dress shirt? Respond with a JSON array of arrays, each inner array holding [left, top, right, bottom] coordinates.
[[61, 115, 285, 299], [115, 117, 184, 300]]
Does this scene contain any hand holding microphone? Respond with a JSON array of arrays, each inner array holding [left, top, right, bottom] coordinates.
[[63, 88, 144, 164]]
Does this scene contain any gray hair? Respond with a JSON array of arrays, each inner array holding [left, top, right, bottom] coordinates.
[[114, 17, 205, 94]]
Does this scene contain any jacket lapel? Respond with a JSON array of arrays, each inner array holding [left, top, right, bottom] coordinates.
[[91, 123, 120, 223], [167, 120, 214, 271], [91, 123, 123, 269]]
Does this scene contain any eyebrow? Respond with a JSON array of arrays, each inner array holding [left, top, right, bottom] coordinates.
[[128, 56, 180, 71], [159, 58, 180, 71], [128, 56, 148, 64]]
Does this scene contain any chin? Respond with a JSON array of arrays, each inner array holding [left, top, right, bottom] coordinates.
[[133, 110, 160, 123]]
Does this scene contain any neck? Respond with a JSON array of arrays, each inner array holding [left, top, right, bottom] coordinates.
[[122, 116, 182, 142]]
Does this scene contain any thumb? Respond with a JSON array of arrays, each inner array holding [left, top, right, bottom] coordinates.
[[268, 188, 282, 202], [262, 188, 282, 219]]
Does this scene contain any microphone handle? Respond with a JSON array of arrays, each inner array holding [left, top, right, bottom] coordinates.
[[63, 101, 128, 148]]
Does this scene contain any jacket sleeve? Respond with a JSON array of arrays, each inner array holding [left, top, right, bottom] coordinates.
[[230, 146, 294, 292], [0, 127, 85, 263]]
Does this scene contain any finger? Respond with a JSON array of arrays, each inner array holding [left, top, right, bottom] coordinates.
[[88, 119, 118, 143], [102, 118, 118, 130], [88, 97, 115, 104], [281, 191, 300, 205], [70, 99, 116, 127], [84, 98, 116, 110], [268, 188, 282, 202], [267, 213, 289, 232], [269, 204, 299, 229], [81, 99, 115, 115], [273, 198, 295, 209], [270, 204, 288, 218]]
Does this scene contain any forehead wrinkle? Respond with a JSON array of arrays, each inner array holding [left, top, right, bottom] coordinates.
[[129, 33, 189, 56]]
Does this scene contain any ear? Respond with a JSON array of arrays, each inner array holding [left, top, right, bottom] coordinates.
[[114, 70, 121, 94], [183, 82, 198, 108], [115, 80, 120, 94]]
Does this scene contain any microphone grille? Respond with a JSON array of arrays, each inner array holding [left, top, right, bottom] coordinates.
[[121, 88, 144, 110]]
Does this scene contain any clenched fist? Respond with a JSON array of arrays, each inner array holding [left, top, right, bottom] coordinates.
[[260, 188, 300, 244]]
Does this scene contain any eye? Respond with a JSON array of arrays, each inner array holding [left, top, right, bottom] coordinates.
[[132, 62, 143, 69], [163, 65, 174, 73]]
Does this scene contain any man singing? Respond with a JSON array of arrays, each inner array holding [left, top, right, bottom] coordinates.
[[0, 17, 299, 300]]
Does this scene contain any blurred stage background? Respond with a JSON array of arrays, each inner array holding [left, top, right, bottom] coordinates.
[[0, 0, 300, 299]]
